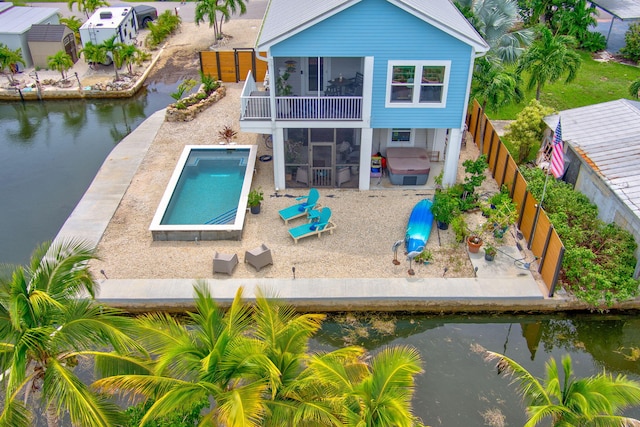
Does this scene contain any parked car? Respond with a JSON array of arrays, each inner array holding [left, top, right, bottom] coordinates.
[[133, 5, 158, 28], [113, 4, 158, 28]]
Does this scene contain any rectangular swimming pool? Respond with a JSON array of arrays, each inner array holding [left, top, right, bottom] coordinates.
[[150, 145, 258, 241]]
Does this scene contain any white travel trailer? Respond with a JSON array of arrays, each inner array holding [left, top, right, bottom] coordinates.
[[79, 6, 138, 64]]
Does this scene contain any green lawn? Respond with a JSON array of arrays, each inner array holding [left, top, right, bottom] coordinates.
[[487, 51, 640, 120]]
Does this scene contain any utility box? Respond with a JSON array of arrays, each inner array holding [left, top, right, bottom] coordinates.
[[79, 6, 138, 64]]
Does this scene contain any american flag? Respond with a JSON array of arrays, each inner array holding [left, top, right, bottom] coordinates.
[[550, 119, 564, 179]]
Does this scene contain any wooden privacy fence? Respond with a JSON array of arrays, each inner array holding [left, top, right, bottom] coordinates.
[[200, 49, 268, 83], [466, 99, 565, 297]]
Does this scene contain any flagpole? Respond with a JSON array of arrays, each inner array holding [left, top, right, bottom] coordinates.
[[529, 116, 562, 250]]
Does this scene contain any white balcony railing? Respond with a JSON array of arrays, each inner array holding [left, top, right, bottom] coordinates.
[[241, 95, 362, 121]]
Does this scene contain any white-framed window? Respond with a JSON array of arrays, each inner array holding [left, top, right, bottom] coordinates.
[[385, 60, 450, 108], [388, 128, 414, 147]]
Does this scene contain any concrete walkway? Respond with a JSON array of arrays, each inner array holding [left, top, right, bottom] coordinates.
[[52, 109, 572, 313]]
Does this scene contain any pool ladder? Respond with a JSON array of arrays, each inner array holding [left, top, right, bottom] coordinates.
[[205, 208, 237, 225]]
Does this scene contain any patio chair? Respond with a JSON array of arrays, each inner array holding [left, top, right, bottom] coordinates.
[[278, 188, 320, 224], [244, 243, 273, 271], [288, 207, 336, 244], [213, 251, 238, 275]]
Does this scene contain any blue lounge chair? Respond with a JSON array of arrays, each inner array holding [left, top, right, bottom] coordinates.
[[278, 188, 320, 224], [288, 207, 336, 244]]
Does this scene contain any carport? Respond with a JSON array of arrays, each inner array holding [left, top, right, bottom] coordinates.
[[591, 0, 640, 48]]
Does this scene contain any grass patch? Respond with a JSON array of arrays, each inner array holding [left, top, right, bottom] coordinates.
[[488, 51, 640, 119]]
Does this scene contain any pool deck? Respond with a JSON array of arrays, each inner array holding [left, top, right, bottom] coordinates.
[[52, 107, 619, 313]]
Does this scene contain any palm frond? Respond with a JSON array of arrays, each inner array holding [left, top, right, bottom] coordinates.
[[43, 358, 124, 427], [484, 350, 551, 406], [213, 381, 267, 427]]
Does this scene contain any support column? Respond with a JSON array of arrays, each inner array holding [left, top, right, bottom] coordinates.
[[442, 128, 462, 187], [273, 128, 285, 190], [359, 128, 373, 190]]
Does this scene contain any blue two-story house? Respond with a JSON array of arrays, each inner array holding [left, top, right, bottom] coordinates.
[[239, 0, 488, 190]]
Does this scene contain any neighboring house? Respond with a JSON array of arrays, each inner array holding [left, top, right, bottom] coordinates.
[[27, 25, 78, 69], [239, 0, 488, 190], [79, 6, 138, 63], [544, 99, 640, 278], [0, 3, 60, 68]]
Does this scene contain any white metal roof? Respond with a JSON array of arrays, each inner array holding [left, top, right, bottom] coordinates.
[[591, 0, 640, 20], [257, 0, 489, 53], [544, 99, 640, 217], [81, 6, 134, 30], [0, 5, 59, 35]]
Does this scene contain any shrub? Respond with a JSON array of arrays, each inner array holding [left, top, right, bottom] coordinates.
[[146, 10, 182, 49], [521, 167, 639, 307], [200, 71, 219, 94], [620, 22, 640, 63], [503, 99, 554, 164], [580, 31, 606, 52]]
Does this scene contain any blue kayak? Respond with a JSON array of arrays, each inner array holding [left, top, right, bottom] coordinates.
[[405, 199, 434, 257]]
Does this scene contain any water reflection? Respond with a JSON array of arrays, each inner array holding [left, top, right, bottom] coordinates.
[[314, 314, 640, 426], [0, 82, 176, 265]]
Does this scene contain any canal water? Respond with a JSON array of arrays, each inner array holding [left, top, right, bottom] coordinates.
[[0, 82, 175, 265], [1, 83, 640, 426]]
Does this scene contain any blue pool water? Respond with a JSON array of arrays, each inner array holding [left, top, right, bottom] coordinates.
[[161, 149, 249, 225], [150, 145, 257, 241]]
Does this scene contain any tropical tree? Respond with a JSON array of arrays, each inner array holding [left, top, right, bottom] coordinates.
[[457, 0, 534, 64], [472, 56, 524, 112], [60, 16, 83, 44], [117, 43, 142, 75], [483, 349, 640, 426], [68, 0, 109, 18], [80, 41, 107, 69], [94, 284, 270, 426], [195, 0, 247, 41], [630, 78, 640, 99], [0, 239, 146, 427], [503, 98, 553, 163], [516, 25, 582, 99], [101, 36, 123, 80], [310, 346, 425, 427], [0, 43, 25, 85], [94, 284, 427, 427], [47, 51, 74, 80]]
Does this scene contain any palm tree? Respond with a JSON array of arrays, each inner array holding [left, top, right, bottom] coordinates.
[[195, 0, 247, 41], [251, 289, 358, 426], [117, 43, 142, 75], [516, 25, 582, 100], [195, 0, 225, 40], [47, 51, 74, 80], [67, 0, 109, 18], [458, 0, 534, 64], [310, 346, 425, 427], [630, 78, 640, 99], [101, 36, 123, 80], [217, 0, 247, 39], [60, 16, 83, 44], [472, 56, 524, 112], [0, 43, 25, 85], [80, 41, 107, 69], [0, 239, 146, 427], [94, 284, 269, 426], [484, 350, 640, 426]]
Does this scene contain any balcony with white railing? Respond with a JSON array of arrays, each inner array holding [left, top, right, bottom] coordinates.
[[240, 70, 363, 121]]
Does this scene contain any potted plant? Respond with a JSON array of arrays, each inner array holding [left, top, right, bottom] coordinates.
[[248, 187, 264, 214], [484, 244, 497, 261], [431, 190, 459, 230], [466, 227, 483, 253], [486, 188, 518, 239]]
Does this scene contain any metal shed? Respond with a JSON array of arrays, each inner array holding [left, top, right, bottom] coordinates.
[[0, 3, 60, 68], [544, 99, 640, 277]]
